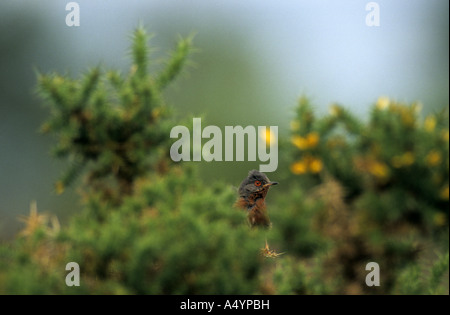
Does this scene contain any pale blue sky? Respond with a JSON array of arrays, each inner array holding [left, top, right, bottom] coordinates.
[[39, 1, 450, 114], [4, 0, 447, 114]]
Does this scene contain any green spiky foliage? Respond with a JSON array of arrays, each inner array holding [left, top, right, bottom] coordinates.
[[0, 169, 266, 294], [393, 251, 449, 295], [37, 27, 194, 203]]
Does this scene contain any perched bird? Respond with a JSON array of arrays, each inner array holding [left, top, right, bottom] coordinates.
[[235, 170, 278, 228]]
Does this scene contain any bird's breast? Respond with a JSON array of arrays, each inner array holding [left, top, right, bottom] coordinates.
[[247, 199, 270, 228]]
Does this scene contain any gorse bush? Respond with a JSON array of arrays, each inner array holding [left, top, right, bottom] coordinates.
[[275, 96, 449, 294], [37, 27, 193, 203], [0, 27, 448, 295], [0, 169, 266, 294], [59, 169, 265, 294]]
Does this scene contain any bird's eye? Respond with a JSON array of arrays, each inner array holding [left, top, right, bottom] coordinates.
[[255, 180, 262, 187]]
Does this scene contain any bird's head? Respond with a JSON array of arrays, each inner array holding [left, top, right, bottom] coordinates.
[[238, 169, 278, 199]]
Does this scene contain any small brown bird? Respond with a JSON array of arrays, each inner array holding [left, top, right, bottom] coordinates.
[[235, 170, 278, 228]]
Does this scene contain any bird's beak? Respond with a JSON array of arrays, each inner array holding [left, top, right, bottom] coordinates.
[[264, 181, 278, 188]]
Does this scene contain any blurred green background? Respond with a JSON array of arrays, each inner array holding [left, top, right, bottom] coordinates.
[[0, 0, 448, 240]]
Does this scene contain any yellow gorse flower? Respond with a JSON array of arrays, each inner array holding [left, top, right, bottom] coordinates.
[[309, 157, 323, 174], [291, 160, 308, 175], [376, 96, 390, 110], [329, 104, 343, 116], [306, 132, 320, 148], [291, 135, 307, 150], [401, 112, 415, 127], [391, 152, 415, 168], [386, 103, 416, 127], [442, 129, 449, 142], [425, 150, 442, 167], [291, 155, 323, 175], [440, 185, 449, 200], [260, 128, 277, 147], [424, 115, 437, 132], [369, 161, 390, 179], [291, 132, 320, 150]]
